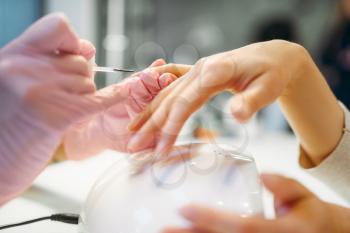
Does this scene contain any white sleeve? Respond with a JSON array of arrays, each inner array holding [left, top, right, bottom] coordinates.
[[299, 103, 350, 201]]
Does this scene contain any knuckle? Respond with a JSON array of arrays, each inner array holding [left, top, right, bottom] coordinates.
[[202, 57, 234, 78]]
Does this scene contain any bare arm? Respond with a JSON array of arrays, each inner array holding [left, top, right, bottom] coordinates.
[[278, 49, 344, 167]]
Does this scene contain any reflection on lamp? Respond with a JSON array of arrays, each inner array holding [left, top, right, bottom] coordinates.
[[80, 143, 264, 233]]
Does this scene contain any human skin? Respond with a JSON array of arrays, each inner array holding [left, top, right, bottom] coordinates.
[[127, 40, 344, 168], [161, 174, 350, 233], [126, 39, 349, 232]]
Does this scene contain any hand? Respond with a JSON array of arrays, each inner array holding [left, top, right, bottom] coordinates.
[[62, 59, 178, 159], [127, 40, 343, 166], [126, 40, 308, 153], [162, 174, 350, 233], [0, 13, 121, 203]]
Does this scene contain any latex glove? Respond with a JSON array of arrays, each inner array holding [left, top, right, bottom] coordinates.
[[0, 13, 120, 204], [162, 174, 350, 233], [63, 59, 178, 160]]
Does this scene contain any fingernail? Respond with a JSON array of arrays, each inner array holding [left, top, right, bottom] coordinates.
[[128, 135, 141, 151], [260, 173, 280, 186], [179, 206, 198, 221]]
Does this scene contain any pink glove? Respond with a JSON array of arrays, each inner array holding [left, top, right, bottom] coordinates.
[[63, 59, 177, 160], [0, 13, 121, 204]]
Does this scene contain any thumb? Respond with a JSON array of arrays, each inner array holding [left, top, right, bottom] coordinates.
[[261, 174, 314, 211], [149, 58, 166, 68], [19, 13, 80, 54]]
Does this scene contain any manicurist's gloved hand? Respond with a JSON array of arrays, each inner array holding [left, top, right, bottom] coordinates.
[[0, 13, 124, 204], [63, 58, 178, 159]]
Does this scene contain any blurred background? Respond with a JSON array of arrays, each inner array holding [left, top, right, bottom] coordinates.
[[1, 0, 349, 140]]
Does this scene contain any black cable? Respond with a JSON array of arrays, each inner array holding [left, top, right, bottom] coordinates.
[[0, 213, 80, 230]]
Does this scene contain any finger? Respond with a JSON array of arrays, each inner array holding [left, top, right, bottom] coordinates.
[[230, 72, 285, 122], [11, 56, 94, 93], [51, 54, 91, 76], [139, 70, 161, 95], [0, 56, 92, 94], [127, 71, 198, 152], [129, 77, 153, 109], [127, 100, 170, 152], [179, 204, 290, 233], [128, 64, 211, 153], [159, 73, 178, 89], [151, 63, 192, 77], [19, 13, 80, 54], [130, 59, 166, 78], [85, 84, 145, 113], [154, 90, 208, 154], [150, 58, 166, 67], [79, 39, 96, 60], [128, 67, 196, 132], [125, 96, 143, 119], [179, 204, 241, 232], [127, 77, 182, 131], [56, 74, 96, 94], [261, 174, 314, 209], [162, 227, 199, 233]]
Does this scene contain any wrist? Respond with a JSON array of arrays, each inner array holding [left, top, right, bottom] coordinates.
[[280, 43, 314, 99], [277, 44, 344, 165]]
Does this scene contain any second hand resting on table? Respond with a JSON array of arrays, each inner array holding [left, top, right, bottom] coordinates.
[[127, 40, 350, 232]]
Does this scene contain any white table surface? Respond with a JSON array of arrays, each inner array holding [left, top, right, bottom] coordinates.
[[0, 132, 348, 233]]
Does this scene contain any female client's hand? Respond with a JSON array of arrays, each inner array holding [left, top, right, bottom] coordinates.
[[162, 174, 350, 233]]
